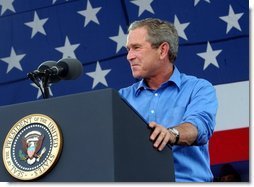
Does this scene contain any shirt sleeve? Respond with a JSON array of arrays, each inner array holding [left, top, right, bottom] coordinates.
[[181, 79, 218, 145]]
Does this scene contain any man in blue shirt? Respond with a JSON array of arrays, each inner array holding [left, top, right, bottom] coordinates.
[[119, 18, 218, 182]]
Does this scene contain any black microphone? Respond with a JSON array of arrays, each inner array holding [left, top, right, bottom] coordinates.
[[45, 58, 83, 80], [38, 60, 57, 72], [27, 58, 83, 99], [27, 60, 60, 84]]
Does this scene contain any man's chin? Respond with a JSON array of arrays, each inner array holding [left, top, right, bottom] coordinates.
[[132, 74, 143, 80]]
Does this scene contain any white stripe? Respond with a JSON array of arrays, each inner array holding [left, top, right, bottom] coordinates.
[[214, 81, 249, 131]]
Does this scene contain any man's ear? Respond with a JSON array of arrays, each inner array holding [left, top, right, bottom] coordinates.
[[159, 42, 170, 59]]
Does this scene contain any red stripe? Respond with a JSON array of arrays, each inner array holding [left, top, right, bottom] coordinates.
[[209, 127, 249, 165]]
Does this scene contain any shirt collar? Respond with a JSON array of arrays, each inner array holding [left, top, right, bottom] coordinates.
[[135, 79, 147, 96], [169, 66, 181, 89], [135, 65, 181, 96]]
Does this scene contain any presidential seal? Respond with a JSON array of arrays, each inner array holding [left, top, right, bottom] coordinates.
[[2, 114, 63, 180]]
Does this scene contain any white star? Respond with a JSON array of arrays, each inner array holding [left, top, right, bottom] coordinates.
[[197, 42, 222, 70], [86, 62, 111, 89], [194, 0, 210, 6], [219, 5, 244, 34], [0, 47, 26, 73], [30, 82, 53, 99], [77, 0, 102, 27], [24, 11, 48, 38], [0, 0, 15, 15], [174, 15, 190, 40], [109, 26, 128, 53], [55, 36, 80, 59], [130, 0, 154, 16]]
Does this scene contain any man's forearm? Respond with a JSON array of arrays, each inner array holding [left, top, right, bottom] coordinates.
[[173, 123, 198, 146]]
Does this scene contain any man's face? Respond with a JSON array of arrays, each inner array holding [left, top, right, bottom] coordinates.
[[126, 27, 161, 79]]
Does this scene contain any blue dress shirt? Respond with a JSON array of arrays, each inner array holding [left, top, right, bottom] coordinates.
[[119, 66, 218, 182]]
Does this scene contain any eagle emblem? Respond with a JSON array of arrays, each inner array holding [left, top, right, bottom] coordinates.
[[19, 131, 46, 165]]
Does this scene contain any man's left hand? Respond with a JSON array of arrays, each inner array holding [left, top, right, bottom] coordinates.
[[149, 122, 174, 151]]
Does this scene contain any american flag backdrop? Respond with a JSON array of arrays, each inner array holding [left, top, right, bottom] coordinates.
[[0, 0, 249, 181]]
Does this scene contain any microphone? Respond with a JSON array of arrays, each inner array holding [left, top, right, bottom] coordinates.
[[38, 60, 57, 72], [38, 60, 61, 83], [28, 58, 83, 83], [27, 60, 60, 84], [27, 58, 83, 99], [45, 58, 83, 80]]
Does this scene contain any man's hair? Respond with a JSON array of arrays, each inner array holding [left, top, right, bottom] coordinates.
[[128, 18, 179, 63]]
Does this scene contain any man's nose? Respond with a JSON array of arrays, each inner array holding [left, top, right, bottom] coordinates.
[[127, 49, 135, 61]]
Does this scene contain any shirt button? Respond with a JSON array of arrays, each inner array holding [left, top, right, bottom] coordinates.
[[154, 93, 158, 96], [151, 110, 155, 114]]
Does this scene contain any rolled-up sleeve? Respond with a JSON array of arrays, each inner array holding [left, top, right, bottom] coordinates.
[[181, 79, 218, 145]]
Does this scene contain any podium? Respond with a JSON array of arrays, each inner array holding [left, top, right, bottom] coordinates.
[[0, 88, 175, 182]]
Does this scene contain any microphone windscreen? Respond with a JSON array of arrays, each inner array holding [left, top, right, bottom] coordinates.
[[57, 58, 83, 80]]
